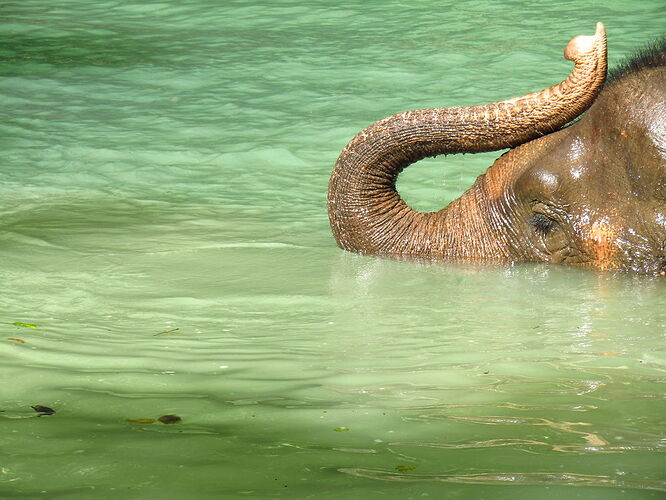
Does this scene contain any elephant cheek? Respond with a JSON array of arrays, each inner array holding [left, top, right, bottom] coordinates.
[[585, 219, 620, 268]]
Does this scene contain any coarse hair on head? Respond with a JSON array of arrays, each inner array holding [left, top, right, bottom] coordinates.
[[608, 37, 666, 83]]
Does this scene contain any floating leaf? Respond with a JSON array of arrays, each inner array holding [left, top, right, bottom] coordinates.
[[11, 322, 37, 329], [154, 328, 180, 336], [31, 405, 55, 415], [395, 465, 417, 472], [334, 427, 349, 432], [7, 338, 25, 343], [158, 414, 182, 424], [125, 418, 156, 424]]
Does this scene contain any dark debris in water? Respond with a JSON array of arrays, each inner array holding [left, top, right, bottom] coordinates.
[[31, 405, 55, 416], [4, 322, 37, 344], [395, 465, 417, 472], [158, 414, 182, 424], [154, 328, 180, 336], [126, 414, 182, 424]]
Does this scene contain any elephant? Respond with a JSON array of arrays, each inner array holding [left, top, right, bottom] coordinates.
[[328, 23, 666, 274]]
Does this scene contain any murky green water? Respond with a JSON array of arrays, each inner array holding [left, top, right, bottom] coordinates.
[[1, 1, 665, 498]]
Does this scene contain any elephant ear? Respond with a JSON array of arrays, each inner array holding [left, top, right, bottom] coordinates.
[[328, 23, 607, 258]]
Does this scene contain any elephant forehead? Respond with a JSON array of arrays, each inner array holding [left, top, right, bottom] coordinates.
[[563, 137, 589, 179], [481, 133, 565, 201], [588, 68, 666, 183]]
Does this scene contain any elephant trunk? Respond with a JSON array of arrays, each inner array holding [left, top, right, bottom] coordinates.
[[328, 23, 607, 257]]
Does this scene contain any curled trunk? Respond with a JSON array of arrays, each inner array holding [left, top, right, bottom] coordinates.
[[328, 23, 607, 258]]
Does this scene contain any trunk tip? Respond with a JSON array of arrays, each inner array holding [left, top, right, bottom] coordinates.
[[564, 22, 607, 64]]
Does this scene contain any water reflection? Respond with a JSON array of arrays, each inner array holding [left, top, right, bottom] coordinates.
[[325, 254, 665, 493], [339, 468, 666, 492]]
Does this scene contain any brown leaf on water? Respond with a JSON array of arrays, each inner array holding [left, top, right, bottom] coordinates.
[[158, 414, 182, 424], [7, 338, 25, 343], [125, 418, 156, 424], [31, 405, 55, 415]]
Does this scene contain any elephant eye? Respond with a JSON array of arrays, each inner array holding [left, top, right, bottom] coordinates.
[[529, 213, 557, 236]]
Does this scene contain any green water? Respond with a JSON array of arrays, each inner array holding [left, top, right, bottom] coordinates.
[[1, 1, 665, 498]]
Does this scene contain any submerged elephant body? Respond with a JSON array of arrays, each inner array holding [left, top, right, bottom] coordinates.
[[328, 25, 666, 274]]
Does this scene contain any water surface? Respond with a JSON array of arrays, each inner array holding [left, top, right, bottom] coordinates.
[[1, 1, 665, 498]]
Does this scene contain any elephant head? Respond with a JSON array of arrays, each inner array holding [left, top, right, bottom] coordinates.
[[328, 24, 666, 274]]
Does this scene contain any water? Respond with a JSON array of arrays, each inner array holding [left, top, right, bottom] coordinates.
[[1, 1, 665, 498]]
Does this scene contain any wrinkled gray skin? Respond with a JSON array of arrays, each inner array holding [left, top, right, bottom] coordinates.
[[328, 26, 666, 274]]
